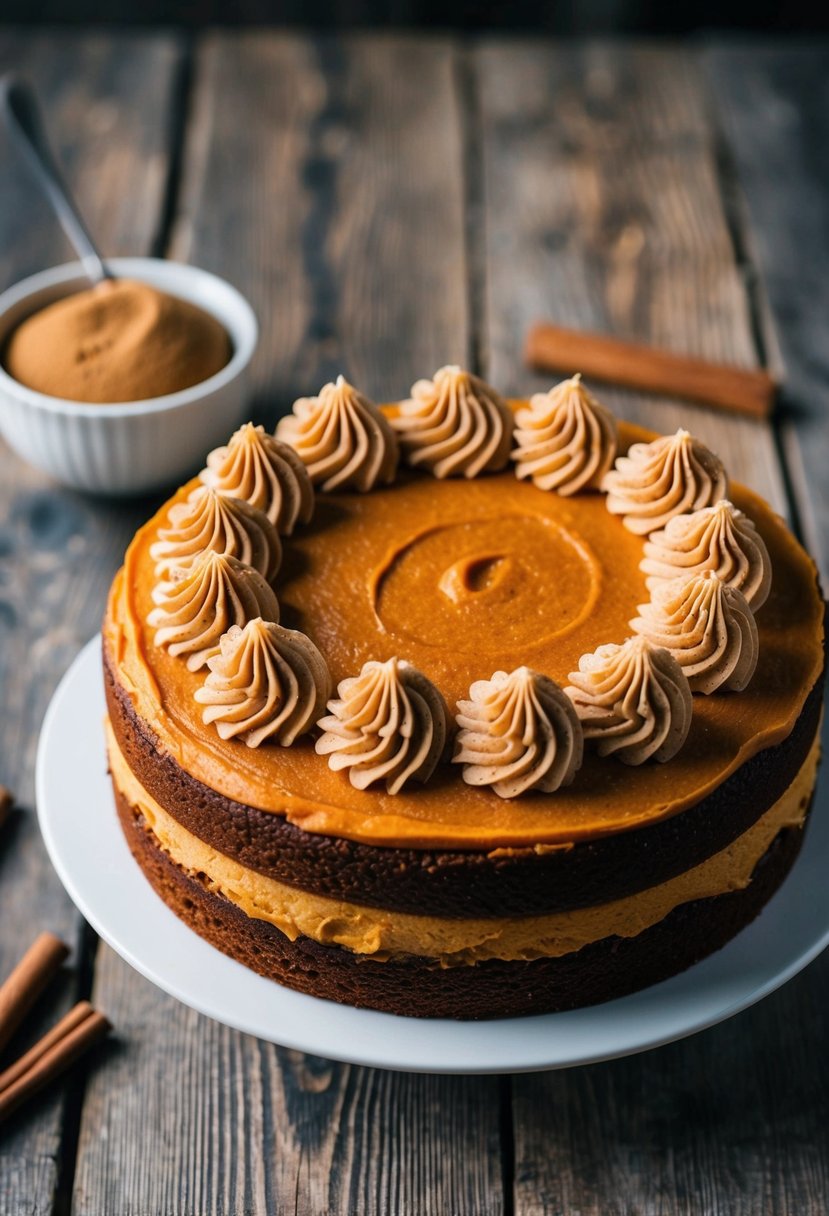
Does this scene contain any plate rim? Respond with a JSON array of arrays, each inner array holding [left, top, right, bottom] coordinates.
[[35, 635, 829, 1074]]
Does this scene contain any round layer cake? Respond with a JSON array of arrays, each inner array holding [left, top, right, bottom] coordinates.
[[103, 373, 825, 1019]]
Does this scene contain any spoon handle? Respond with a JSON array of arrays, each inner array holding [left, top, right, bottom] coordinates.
[[0, 74, 112, 284]]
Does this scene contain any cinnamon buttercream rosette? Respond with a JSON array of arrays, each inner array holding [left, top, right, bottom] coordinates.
[[603, 428, 728, 535], [513, 374, 618, 496], [276, 375, 398, 492], [631, 571, 759, 694], [391, 365, 514, 479], [150, 485, 282, 584], [201, 422, 314, 534], [641, 500, 771, 609], [316, 658, 449, 793], [565, 636, 693, 765], [195, 618, 331, 747], [148, 551, 279, 671], [454, 667, 583, 798]]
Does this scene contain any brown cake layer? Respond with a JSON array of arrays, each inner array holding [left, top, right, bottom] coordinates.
[[105, 648, 824, 918], [115, 779, 809, 1020]]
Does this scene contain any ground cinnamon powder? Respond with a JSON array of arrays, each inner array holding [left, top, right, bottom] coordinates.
[[4, 278, 231, 403]]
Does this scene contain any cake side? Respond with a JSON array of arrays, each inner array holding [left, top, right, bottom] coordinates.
[[107, 720, 818, 965], [111, 760, 813, 1019], [105, 642, 824, 917]]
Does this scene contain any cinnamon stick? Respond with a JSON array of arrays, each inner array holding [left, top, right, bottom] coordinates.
[[524, 323, 777, 420], [0, 1002, 110, 1123], [0, 785, 11, 832], [0, 933, 69, 1055], [0, 1000, 95, 1094]]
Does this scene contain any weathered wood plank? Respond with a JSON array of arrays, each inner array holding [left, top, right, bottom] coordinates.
[[704, 44, 829, 582], [510, 960, 829, 1216], [475, 40, 829, 1216], [170, 32, 470, 412], [74, 948, 503, 1216], [74, 33, 502, 1216], [477, 41, 786, 507], [0, 31, 180, 1215]]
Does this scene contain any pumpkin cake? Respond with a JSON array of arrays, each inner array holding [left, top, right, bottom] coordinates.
[[103, 370, 825, 1019]]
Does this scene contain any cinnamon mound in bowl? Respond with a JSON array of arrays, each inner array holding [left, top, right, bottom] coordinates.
[[4, 277, 231, 404]]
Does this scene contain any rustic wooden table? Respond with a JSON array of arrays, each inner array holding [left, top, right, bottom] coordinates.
[[0, 30, 827, 1215]]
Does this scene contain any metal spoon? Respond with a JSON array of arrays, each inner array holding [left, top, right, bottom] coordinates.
[[0, 74, 112, 284]]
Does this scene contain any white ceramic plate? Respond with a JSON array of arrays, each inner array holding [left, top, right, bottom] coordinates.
[[36, 637, 829, 1074]]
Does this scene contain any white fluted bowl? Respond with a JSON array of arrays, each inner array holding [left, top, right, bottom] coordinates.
[[0, 258, 258, 495]]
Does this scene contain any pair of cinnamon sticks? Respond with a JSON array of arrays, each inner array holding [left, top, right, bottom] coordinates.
[[0, 932, 111, 1124]]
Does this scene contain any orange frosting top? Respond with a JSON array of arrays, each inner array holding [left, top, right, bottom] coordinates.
[[104, 418, 824, 851]]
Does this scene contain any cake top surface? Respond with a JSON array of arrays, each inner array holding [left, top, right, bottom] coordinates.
[[105, 413, 824, 850]]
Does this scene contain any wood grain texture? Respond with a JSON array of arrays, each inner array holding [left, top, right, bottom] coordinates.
[[74, 33, 502, 1216], [510, 956, 829, 1216], [704, 44, 829, 582], [169, 32, 470, 414], [74, 949, 502, 1216], [0, 31, 179, 1215], [474, 39, 829, 1216], [475, 41, 786, 507]]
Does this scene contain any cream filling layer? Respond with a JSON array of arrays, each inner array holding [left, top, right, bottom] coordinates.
[[108, 721, 818, 966]]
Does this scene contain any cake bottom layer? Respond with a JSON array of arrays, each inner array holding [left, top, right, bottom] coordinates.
[[114, 783, 810, 1020]]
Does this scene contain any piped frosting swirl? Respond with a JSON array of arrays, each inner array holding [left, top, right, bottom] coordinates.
[[565, 636, 692, 765], [148, 552, 279, 671], [391, 365, 514, 479], [513, 374, 618, 495], [631, 571, 759, 693], [194, 618, 331, 747], [640, 500, 771, 608], [603, 429, 728, 535], [315, 658, 449, 793], [201, 423, 314, 534], [453, 667, 583, 798], [150, 486, 282, 584], [276, 375, 399, 492]]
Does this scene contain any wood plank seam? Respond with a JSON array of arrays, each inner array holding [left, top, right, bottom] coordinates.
[[151, 34, 197, 261], [702, 75, 810, 548], [703, 45, 829, 587], [456, 42, 487, 377], [51, 922, 101, 1216]]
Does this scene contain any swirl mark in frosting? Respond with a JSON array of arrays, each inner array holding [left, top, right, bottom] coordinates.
[[603, 429, 728, 535], [641, 500, 771, 609], [631, 571, 759, 694], [148, 552, 279, 671], [513, 374, 618, 495], [315, 657, 449, 793], [195, 618, 331, 747], [565, 636, 692, 765], [454, 667, 583, 798], [275, 375, 398, 492], [391, 365, 514, 479], [201, 422, 314, 534], [150, 486, 282, 583]]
